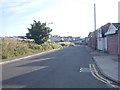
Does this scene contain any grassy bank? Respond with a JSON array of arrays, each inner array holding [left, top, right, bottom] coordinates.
[[1, 37, 71, 60]]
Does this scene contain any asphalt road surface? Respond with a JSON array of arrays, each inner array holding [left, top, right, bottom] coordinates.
[[2, 45, 112, 88]]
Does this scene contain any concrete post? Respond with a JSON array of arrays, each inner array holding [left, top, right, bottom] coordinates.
[[118, 2, 120, 61], [118, 1, 120, 85]]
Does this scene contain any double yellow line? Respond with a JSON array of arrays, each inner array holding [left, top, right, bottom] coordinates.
[[89, 64, 119, 88]]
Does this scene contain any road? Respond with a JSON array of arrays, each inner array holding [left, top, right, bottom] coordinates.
[[2, 45, 111, 88]]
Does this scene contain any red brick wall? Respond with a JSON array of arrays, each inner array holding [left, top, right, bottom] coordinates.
[[88, 37, 97, 50], [92, 38, 97, 49], [88, 38, 92, 47], [107, 34, 118, 55]]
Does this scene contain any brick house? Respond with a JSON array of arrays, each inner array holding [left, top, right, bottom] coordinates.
[[87, 31, 97, 50], [91, 30, 97, 50], [97, 23, 111, 51], [49, 35, 62, 42], [105, 23, 120, 55], [87, 32, 92, 48], [84, 37, 89, 45]]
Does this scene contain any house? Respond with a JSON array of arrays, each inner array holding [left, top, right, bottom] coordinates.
[[97, 23, 111, 51], [105, 23, 120, 55], [62, 36, 77, 42], [49, 35, 62, 42], [83, 37, 89, 45], [87, 31, 97, 49], [91, 30, 97, 49], [87, 32, 93, 47]]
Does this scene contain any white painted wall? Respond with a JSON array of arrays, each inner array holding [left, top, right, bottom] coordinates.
[[104, 37, 107, 51], [97, 27, 108, 51], [50, 35, 62, 42], [102, 37, 107, 51], [97, 38, 103, 50], [105, 24, 117, 35], [97, 28, 103, 50], [97, 37, 107, 51]]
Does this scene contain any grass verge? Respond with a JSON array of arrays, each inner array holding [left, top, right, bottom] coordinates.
[[1, 37, 66, 61]]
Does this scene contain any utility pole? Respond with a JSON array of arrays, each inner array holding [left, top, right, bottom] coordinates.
[[93, 3, 97, 49], [94, 3, 96, 31], [118, 26, 120, 61], [118, 2, 120, 61]]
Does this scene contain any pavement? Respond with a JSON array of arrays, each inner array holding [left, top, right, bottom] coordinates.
[[85, 45, 119, 84]]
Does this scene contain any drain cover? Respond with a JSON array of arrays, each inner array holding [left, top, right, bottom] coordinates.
[[79, 68, 91, 72]]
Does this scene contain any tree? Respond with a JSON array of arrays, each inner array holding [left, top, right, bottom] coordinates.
[[26, 20, 52, 44]]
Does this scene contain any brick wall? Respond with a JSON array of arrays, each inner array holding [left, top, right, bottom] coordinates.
[[107, 34, 118, 55], [91, 38, 97, 49]]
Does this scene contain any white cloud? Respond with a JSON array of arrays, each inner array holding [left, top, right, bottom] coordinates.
[[2, 0, 119, 37], [4, 0, 47, 14], [27, 0, 94, 37]]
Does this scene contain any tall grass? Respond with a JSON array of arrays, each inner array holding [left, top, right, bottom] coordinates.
[[1, 37, 63, 60]]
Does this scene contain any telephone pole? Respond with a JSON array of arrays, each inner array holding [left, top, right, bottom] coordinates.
[[118, 2, 120, 61], [94, 3, 96, 31]]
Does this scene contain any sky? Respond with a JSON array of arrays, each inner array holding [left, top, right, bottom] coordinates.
[[0, 0, 119, 38]]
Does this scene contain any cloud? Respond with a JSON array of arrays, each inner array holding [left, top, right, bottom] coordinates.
[[24, 0, 94, 37], [2, 0, 119, 37], [4, 0, 47, 14], [28, 0, 119, 37]]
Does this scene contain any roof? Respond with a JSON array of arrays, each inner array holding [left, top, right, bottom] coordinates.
[[88, 32, 92, 37], [105, 23, 120, 35], [112, 23, 120, 28], [101, 23, 111, 37]]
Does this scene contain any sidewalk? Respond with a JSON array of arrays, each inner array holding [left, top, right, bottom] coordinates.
[[85, 46, 119, 83]]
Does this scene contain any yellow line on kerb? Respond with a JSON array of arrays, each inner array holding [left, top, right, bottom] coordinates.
[[92, 64, 112, 83], [89, 64, 119, 88]]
